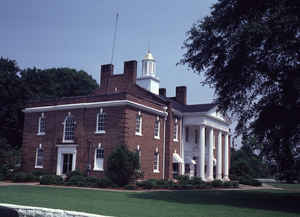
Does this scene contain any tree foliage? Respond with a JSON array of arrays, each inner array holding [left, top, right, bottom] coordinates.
[[106, 145, 139, 186], [0, 57, 98, 165], [21, 67, 98, 99], [0, 57, 24, 150], [230, 137, 271, 180], [181, 0, 300, 178]]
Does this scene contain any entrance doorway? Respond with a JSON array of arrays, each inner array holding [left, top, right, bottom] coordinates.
[[56, 145, 77, 176], [62, 154, 73, 174]]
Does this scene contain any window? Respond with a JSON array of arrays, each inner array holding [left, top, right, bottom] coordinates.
[[185, 164, 190, 175], [94, 146, 104, 171], [154, 117, 160, 139], [35, 145, 43, 168], [63, 113, 75, 142], [153, 152, 159, 172], [96, 108, 106, 133], [172, 163, 179, 178], [137, 146, 141, 168], [195, 129, 199, 144], [38, 113, 45, 135], [185, 127, 189, 142], [173, 118, 178, 141], [135, 112, 142, 136]]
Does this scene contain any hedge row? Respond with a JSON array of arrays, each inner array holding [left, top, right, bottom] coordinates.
[[135, 177, 239, 190]]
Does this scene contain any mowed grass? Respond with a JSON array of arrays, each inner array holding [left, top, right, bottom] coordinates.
[[270, 183, 300, 191], [0, 186, 299, 217]]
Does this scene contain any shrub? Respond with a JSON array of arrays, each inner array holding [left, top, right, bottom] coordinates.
[[66, 175, 87, 187], [231, 180, 239, 188], [124, 184, 137, 190], [156, 179, 174, 188], [12, 172, 37, 182], [106, 145, 139, 186], [86, 176, 99, 187], [190, 177, 205, 186], [211, 180, 223, 187], [97, 177, 114, 188], [0, 164, 10, 180], [239, 177, 262, 186], [137, 180, 154, 189], [66, 170, 85, 180], [176, 175, 190, 185], [40, 175, 63, 185], [32, 170, 48, 178], [0, 173, 5, 181]]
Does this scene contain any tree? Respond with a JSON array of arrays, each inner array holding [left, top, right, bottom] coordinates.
[[106, 145, 139, 186], [0, 57, 98, 168], [181, 0, 300, 180], [230, 137, 271, 180], [0, 57, 24, 150], [21, 67, 98, 99]]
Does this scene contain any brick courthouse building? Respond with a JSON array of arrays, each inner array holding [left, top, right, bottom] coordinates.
[[22, 52, 231, 181]]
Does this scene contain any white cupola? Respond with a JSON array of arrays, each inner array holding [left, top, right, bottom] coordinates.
[[142, 51, 156, 77], [136, 50, 160, 95]]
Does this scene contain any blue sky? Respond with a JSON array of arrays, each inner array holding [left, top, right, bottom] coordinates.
[[1, 0, 217, 104]]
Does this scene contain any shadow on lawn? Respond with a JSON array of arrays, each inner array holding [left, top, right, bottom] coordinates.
[[128, 190, 300, 214]]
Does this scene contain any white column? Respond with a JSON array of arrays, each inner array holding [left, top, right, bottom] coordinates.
[[207, 127, 214, 181], [224, 133, 230, 181], [216, 131, 222, 180], [199, 125, 205, 181]]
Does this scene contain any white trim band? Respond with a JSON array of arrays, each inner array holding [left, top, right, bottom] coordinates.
[[23, 100, 168, 116]]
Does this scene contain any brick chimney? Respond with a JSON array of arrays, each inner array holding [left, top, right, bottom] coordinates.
[[100, 64, 113, 88], [176, 86, 187, 105], [124, 60, 137, 84], [159, 88, 166, 97]]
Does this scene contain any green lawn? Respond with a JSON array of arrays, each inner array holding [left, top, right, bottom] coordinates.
[[270, 183, 300, 191], [0, 186, 299, 217]]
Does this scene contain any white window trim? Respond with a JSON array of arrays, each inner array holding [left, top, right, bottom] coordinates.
[[95, 109, 106, 134], [135, 112, 143, 136], [37, 113, 45, 136], [35, 146, 43, 169], [154, 118, 160, 140], [93, 147, 104, 171], [153, 152, 160, 173], [63, 113, 75, 143]]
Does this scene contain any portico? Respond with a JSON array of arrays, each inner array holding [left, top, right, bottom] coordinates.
[[180, 106, 231, 181]]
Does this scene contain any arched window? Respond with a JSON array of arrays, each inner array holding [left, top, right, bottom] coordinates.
[[38, 113, 45, 135], [96, 108, 106, 133], [63, 113, 75, 142]]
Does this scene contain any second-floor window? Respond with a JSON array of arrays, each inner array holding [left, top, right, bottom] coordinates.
[[63, 113, 75, 142], [154, 117, 160, 139], [38, 113, 45, 135], [135, 112, 142, 136], [96, 108, 106, 133]]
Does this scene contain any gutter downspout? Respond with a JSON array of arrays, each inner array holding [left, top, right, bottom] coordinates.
[[162, 106, 168, 180]]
